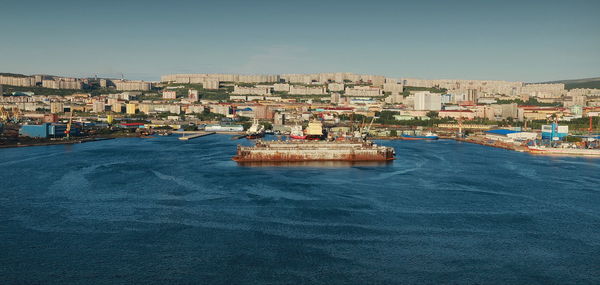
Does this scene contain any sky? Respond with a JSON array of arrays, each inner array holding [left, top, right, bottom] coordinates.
[[1, 0, 599, 82]]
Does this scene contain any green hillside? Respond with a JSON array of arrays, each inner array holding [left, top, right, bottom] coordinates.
[[542, 77, 600, 90]]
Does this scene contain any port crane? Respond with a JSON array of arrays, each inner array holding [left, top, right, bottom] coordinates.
[[65, 110, 73, 139], [0, 107, 21, 123], [363, 117, 375, 138], [0, 107, 9, 121]]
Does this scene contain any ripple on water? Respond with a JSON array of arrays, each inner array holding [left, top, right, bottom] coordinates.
[[1, 136, 599, 284]]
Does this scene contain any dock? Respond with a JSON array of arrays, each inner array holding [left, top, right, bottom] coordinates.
[[175, 131, 216, 141]]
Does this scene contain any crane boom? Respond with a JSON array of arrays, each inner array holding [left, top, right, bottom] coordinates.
[[65, 110, 73, 139]]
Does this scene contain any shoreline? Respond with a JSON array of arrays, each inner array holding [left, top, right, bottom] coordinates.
[[3, 134, 599, 158], [0, 137, 118, 149], [375, 136, 600, 157]]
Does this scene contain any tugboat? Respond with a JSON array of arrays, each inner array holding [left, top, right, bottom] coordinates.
[[289, 125, 307, 140], [246, 119, 265, 139], [399, 131, 439, 140]]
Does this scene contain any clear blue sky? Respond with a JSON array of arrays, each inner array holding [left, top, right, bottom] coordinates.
[[1, 0, 599, 82]]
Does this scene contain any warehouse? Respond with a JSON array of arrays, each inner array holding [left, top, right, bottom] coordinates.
[[19, 123, 78, 138], [484, 129, 538, 142]]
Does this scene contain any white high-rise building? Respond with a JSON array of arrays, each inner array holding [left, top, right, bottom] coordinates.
[[414, 92, 441, 111]]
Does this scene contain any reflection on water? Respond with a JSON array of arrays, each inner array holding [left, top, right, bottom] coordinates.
[[237, 160, 394, 168]]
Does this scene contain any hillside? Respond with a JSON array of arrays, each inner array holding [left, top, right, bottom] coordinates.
[[542, 77, 600, 90]]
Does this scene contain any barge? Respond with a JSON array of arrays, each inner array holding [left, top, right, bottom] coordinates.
[[527, 145, 600, 157], [233, 140, 395, 162]]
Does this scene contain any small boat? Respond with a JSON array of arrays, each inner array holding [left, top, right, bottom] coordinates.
[[399, 132, 439, 140], [246, 119, 265, 139]]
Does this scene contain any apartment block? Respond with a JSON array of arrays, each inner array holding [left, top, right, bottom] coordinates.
[[344, 86, 383, 97], [414, 91, 441, 111]]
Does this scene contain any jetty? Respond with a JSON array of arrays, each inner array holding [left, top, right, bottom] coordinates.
[[173, 131, 216, 141]]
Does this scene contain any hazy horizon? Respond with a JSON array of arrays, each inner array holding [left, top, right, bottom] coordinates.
[[1, 0, 599, 82]]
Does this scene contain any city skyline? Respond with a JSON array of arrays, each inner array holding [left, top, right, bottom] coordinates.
[[2, 1, 600, 283], [1, 0, 599, 82]]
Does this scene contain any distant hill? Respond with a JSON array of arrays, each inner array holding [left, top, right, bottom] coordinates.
[[0, 72, 29, 78], [541, 77, 600, 90]]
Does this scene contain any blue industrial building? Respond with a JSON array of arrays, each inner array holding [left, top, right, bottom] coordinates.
[[541, 123, 568, 141], [19, 123, 79, 138]]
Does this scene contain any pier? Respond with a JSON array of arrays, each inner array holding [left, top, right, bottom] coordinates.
[[174, 131, 216, 141]]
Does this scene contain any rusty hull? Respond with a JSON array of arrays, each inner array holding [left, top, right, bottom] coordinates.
[[232, 140, 395, 162]]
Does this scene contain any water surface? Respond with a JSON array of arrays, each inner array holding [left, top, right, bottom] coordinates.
[[1, 135, 599, 284]]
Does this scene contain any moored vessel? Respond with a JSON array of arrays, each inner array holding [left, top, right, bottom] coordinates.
[[233, 140, 395, 162], [246, 119, 265, 139], [527, 145, 600, 157], [399, 132, 439, 140], [204, 124, 244, 132]]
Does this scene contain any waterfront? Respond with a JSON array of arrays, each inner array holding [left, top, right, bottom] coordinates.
[[1, 135, 599, 284]]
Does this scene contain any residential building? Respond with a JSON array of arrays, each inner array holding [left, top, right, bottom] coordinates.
[[112, 80, 152, 91], [203, 80, 220, 89], [288, 85, 326, 95], [50, 102, 64, 114], [232, 85, 271, 95], [383, 82, 404, 94], [327, 83, 345, 92], [188, 89, 199, 102], [414, 91, 441, 111], [345, 86, 383, 97], [92, 100, 105, 113], [273, 83, 291, 92], [163, 90, 177, 99], [126, 103, 137, 114]]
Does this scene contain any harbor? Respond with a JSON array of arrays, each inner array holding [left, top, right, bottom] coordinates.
[[3, 0, 600, 283], [1, 134, 599, 284]]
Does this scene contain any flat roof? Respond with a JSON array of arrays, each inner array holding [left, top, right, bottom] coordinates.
[[485, 129, 521, 135]]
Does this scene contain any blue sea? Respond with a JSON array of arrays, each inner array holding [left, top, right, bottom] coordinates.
[[1, 135, 599, 284]]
